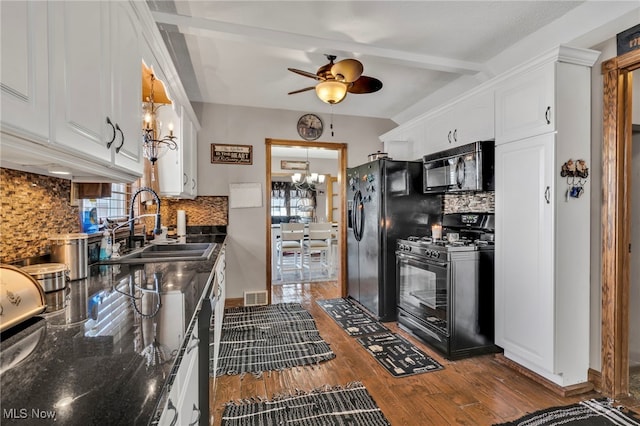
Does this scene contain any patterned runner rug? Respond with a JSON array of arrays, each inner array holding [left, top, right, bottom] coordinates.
[[221, 381, 391, 426], [494, 398, 640, 426], [212, 303, 335, 376], [316, 298, 390, 336], [357, 332, 444, 378]]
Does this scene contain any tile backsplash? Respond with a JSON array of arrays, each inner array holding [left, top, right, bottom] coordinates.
[[1, 168, 229, 264], [1, 168, 80, 263], [444, 191, 495, 214]]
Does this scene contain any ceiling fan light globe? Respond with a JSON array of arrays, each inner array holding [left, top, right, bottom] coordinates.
[[331, 59, 363, 83], [315, 81, 348, 104]]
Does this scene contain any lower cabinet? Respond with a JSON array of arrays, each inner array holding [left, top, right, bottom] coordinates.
[[158, 320, 200, 425], [212, 244, 226, 389]]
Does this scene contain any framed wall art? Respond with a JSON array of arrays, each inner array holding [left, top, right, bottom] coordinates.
[[211, 144, 253, 165]]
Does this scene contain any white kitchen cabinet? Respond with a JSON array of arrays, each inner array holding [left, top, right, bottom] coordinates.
[[183, 113, 198, 197], [495, 63, 554, 144], [157, 104, 198, 199], [49, 0, 142, 177], [158, 320, 200, 426], [425, 89, 495, 151], [425, 105, 454, 151], [495, 46, 600, 145], [49, 1, 110, 164], [453, 89, 495, 145], [495, 134, 555, 372], [109, 1, 144, 174], [0, 1, 49, 144], [493, 46, 597, 388]]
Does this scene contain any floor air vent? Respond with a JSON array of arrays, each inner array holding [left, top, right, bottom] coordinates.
[[244, 291, 268, 306]]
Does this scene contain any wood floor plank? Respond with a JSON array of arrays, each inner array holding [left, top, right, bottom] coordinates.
[[210, 281, 640, 425]]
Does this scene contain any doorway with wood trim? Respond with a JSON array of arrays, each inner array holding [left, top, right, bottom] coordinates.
[[601, 48, 640, 400], [265, 138, 348, 304]]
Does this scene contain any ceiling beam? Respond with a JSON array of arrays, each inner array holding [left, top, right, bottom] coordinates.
[[151, 11, 486, 75]]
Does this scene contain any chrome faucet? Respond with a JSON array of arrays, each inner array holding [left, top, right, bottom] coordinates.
[[129, 187, 162, 248]]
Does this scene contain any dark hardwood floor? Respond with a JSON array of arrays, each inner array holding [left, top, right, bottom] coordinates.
[[210, 281, 640, 425]]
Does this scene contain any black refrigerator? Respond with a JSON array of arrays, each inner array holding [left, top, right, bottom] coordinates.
[[347, 159, 441, 322]]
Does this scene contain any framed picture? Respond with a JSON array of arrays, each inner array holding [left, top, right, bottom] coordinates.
[[281, 160, 308, 170], [211, 144, 253, 165]]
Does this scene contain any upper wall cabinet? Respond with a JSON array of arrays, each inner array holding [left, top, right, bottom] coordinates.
[[381, 87, 495, 160], [109, 1, 144, 174], [157, 105, 197, 199], [0, 1, 50, 144], [49, 1, 143, 177], [425, 89, 495, 152], [495, 63, 555, 144], [495, 46, 601, 145]]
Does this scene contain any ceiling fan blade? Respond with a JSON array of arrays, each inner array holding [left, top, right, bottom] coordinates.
[[288, 86, 316, 95], [288, 68, 324, 81], [348, 75, 383, 94]]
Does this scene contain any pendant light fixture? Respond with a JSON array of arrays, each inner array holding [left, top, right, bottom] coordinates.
[[142, 69, 177, 164], [291, 149, 326, 190]]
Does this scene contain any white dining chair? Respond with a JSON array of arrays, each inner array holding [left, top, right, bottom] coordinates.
[[276, 222, 305, 280], [303, 222, 333, 277]]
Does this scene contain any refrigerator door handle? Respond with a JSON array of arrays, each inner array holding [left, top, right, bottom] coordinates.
[[355, 190, 364, 241]]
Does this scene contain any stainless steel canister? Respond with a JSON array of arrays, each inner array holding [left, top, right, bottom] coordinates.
[[21, 263, 69, 293], [49, 233, 88, 280]]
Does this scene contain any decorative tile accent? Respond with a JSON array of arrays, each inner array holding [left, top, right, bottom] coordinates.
[[444, 191, 495, 214], [1, 168, 229, 263], [162, 197, 228, 227], [0, 168, 80, 263]]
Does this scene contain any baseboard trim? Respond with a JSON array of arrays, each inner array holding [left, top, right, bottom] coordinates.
[[588, 368, 602, 392], [225, 297, 244, 308], [495, 354, 594, 397]]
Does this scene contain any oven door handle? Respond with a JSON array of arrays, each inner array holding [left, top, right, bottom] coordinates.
[[396, 252, 449, 268]]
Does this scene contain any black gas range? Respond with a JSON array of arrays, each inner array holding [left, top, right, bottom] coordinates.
[[395, 213, 499, 359]]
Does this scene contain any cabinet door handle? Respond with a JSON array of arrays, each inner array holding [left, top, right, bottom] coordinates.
[[453, 128, 457, 142], [545, 106, 551, 124], [106, 117, 116, 148], [115, 123, 124, 153], [167, 399, 178, 426], [183, 173, 188, 186], [186, 337, 200, 354], [188, 403, 200, 426], [192, 179, 196, 190], [447, 130, 452, 143], [545, 186, 550, 204]]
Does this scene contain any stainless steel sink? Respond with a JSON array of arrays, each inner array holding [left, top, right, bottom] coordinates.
[[100, 242, 216, 264]]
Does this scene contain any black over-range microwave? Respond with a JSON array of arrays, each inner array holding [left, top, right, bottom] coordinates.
[[422, 141, 495, 193]]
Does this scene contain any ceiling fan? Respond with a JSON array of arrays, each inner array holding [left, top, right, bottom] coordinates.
[[288, 54, 383, 104]]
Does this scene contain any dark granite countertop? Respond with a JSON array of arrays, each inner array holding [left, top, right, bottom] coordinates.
[[0, 234, 226, 425]]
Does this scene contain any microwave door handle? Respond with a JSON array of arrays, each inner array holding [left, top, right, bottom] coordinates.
[[455, 157, 465, 189]]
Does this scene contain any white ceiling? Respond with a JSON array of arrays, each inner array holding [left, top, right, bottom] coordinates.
[[147, 1, 639, 124]]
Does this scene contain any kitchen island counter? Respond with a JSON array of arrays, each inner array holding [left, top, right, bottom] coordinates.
[[0, 234, 226, 425]]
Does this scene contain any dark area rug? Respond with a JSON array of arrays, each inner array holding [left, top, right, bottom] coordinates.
[[221, 381, 391, 426], [212, 303, 335, 377], [494, 398, 640, 426], [357, 332, 444, 378], [316, 298, 390, 336]]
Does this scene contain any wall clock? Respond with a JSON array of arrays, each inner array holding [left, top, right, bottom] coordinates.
[[297, 114, 323, 141]]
